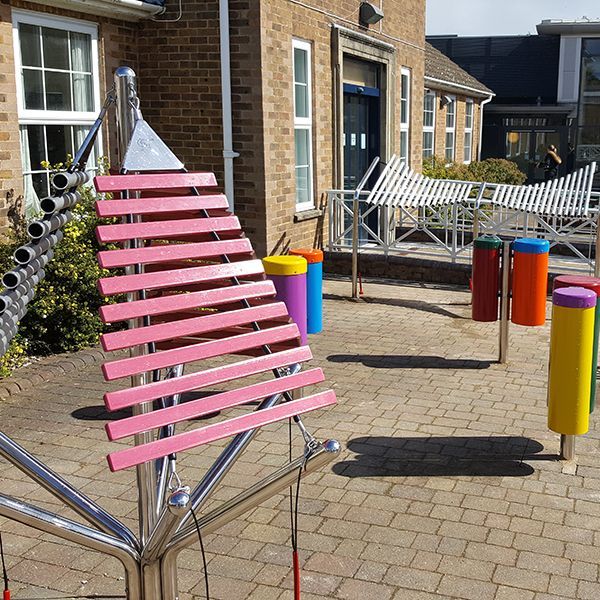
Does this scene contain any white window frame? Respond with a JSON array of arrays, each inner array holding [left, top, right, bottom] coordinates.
[[422, 90, 436, 159], [463, 98, 474, 163], [12, 10, 101, 125], [445, 95, 456, 162], [400, 67, 411, 164], [292, 38, 314, 212]]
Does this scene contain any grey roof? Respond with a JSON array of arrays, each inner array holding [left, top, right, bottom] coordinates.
[[425, 42, 494, 96]]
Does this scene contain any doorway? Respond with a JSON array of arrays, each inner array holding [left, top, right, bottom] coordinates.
[[505, 128, 567, 183]]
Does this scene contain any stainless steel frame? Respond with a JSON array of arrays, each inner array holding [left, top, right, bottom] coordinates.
[[0, 66, 339, 600]]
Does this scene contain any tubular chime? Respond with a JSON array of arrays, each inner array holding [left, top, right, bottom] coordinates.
[[0, 175, 88, 354]]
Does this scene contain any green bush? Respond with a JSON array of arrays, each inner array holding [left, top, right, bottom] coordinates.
[[0, 163, 116, 372], [423, 156, 527, 185]]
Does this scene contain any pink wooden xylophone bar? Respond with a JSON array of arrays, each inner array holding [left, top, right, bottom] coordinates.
[[94, 172, 336, 472]]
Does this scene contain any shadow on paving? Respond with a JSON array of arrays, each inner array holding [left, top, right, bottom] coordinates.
[[323, 293, 469, 319], [327, 354, 491, 369], [333, 436, 552, 478]]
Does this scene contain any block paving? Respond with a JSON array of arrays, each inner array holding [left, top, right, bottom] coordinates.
[[1, 277, 599, 599]]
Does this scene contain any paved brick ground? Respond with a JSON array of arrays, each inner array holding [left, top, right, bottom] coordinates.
[[1, 277, 599, 599]]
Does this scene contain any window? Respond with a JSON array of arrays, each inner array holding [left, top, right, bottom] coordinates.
[[445, 96, 456, 161], [292, 39, 313, 212], [464, 99, 474, 163], [422, 90, 436, 158], [577, 39, 600, 165], [400, 68, 410, 163], [13, 11, 101, 215]]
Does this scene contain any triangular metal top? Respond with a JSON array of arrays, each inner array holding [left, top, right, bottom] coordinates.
[[122, 118, 184, 172]]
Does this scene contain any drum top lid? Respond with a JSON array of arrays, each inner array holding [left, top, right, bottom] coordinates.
[[513, 238, 550, 254], [262, 255, 308, 276], [553, 287, 597, 309], [290, 248, 324, 264], [473, 235, 502, 250], [553, 275, 600, 297]]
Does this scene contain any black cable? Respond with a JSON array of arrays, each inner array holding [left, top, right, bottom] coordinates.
[[0, 529, 9, 592], [190, 506, 210, 600], [293, 463, 303, 551], [288, 419, 296, 550]]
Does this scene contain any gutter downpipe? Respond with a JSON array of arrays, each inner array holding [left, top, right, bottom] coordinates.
[[478, 94, 494, 160], [219, 0, 239, 212]]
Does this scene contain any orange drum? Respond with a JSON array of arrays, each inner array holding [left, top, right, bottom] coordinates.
[[511, 238, 550, 326]]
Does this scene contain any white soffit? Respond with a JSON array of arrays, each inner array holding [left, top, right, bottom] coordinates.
[[24, 0, 163, 22]]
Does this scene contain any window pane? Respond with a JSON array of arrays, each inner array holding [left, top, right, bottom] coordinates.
[[26, 125, 46, 171], [23, 69, 44, 109], [423, 131, 433, 157], [296, 166, 310, 205], [400, 131, 408, 161], [295, 83, 308, 119], [46, 124, 70, 166], [19, 24, 41, 67], [42, 27, 70, 70], [446, 103, 455, 128], [295, 128, 310, 166], [294, 48, 307, 84], [401, 73, 409, 124], [464, 132, 472, 162], [445, 132, 454, 160], [45, 71, 72, 110], [70, 32, 92, 72], [73, 73, 93, 111], [32, 172, 49, 199]]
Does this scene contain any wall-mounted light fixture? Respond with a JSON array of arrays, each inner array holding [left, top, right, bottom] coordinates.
[[359, 2, 384, 26], [440, 94, 453, 108]]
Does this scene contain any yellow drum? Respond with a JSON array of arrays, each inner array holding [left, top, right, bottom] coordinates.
[[548, 287, 596, 435]]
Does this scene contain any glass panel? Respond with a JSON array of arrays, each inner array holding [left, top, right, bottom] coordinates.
[[19, 23, 41, 67], [45, 71, 72, 110], [70, 32, 92, 72], [400, 73, 409, 124], [465, 102, 473, 129], [445, 132, 454, 160], [423, 132, 434, 158], [343, 56, 378, 87], [296, 166, 309, 205], [26, 125, 46, 171], [295, 83, 308, 119], [42, 27, 70, 70], [446, 103, 455, 128], [32, 172, 49, 199], [72, 73, 93, 111], [464, 131, 472, 162], [23, 69, 44, 110], [400, 131, 408, 161], [505, 130, 531, 174], [295, 128, 310, 166], [294, 47, 307, 84], [46, 124, 70, 165]]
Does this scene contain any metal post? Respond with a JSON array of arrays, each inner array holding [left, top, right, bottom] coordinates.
[[499, 240, 511, 364], [114, 67, 157, 545], [472, 183, 486, 243], [351, 195, 359, 299], [595, 213, 600, 277], [451, 202, 458, 263], [560, 434, 575, 460]]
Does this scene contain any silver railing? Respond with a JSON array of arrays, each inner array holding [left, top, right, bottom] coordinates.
[[329, 186, 600, 279]]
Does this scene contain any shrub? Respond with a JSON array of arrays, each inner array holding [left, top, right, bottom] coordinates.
[[423, 156, 527, 185]]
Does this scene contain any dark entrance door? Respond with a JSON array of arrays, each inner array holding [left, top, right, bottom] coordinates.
[[343, 83, 380, 190], [343, 83, 381, 242]]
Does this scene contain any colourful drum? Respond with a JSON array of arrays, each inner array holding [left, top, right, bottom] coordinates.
[[262, 255, 308, 345], [548, 287, 595, 436]]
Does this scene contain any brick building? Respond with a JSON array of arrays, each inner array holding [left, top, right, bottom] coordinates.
[[1, 0, 490, 254]]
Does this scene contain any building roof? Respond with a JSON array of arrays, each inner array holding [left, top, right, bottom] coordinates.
[[427, 35, 559, 105], [537, 18, 600, 35], [425, 42, 494, 97]]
